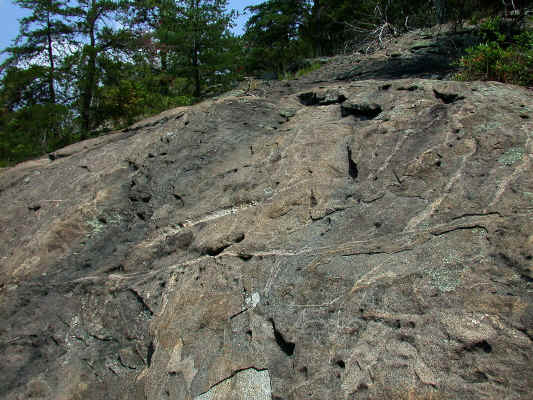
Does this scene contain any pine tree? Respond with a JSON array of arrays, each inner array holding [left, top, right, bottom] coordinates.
[[0, 0, 76, 155], [2, 0, 75, 105], [244, 0, 310, 75], [159, 0, 236, 97], [70, 0, 122, 135]]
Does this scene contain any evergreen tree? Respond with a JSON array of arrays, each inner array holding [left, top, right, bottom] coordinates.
[[124, 0, 237, 98], [70, 0, 122, 135], [2, 0, 75, 105], [159, 0, 236, 97], [244, 0, 310, 75], [0, 0, 76, 156], [0, 66, 74, 164]]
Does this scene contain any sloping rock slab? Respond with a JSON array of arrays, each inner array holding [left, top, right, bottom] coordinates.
[[1, 79, 533, 400]]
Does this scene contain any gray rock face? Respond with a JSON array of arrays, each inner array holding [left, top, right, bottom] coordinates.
[[1, 31, 533, 400]]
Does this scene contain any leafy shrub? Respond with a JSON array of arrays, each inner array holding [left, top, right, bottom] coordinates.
[[279, 61, 322, 80], [0, 103, 75, 167], [454, 17, 533, 86]]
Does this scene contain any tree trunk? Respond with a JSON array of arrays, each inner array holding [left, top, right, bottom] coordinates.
[[81, 29, 96, 138], [192, 45, 200, 97], [46, 9, 56, 105]]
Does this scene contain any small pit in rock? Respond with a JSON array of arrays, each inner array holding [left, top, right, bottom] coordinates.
[[298, 91, 346, 106], [466, 340, 492, 353], [433, 89, 465, 104], [341, 102, 382, 120]]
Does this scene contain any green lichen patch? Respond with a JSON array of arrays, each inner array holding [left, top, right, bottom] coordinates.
[[87, 218, 105, 236], [427, 265, 463, 292], [423, 247, 471, 293], [474, 122, 502, 135], [498, 147, 524, 166], [86, 214, 122, 237]]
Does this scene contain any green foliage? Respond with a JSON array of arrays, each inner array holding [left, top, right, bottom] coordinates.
[[279, 61, 322, 80], [0, 103, 74, 166], [455, 17, 533, 86], [131, 0, 237, 98], [95, 71, 193, 129], [244, 0, 310, 75]]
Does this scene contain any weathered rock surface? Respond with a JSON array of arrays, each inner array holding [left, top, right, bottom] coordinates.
[[1, 29, 533, 400]]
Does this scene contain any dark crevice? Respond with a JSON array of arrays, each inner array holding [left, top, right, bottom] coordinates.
[[238, 253, 253, 261], [28, 204, 41, 212], [433, 89, 465, 104], [341, 102, 382, 120], [87, 332, 117, 343], [360, 193, 385, 204], [347, 146, 358, 180], [298, 92, 346, 106], [127, 160, 139, 172], [205, 243, 232, 257], [465, 340, 492, 353], [234, 233, 245, 243], [342, 250, 389, 257], [310, 191, 318, 207], [146, 341, 155, 367], [173, 194, 185, 207], [431, 225, 489, 236], [229, 309, 247, 320], [129, 288, 154, 316], [397, 85, 421, 91], [270, 318, 295, 356], [48, 152, 72, 161], [392, 169, 403, 184]]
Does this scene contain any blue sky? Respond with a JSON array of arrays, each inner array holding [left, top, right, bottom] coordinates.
[[0, 0, 263, 59]]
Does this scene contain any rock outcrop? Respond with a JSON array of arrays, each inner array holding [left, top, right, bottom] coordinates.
[[1, 28, 533, 400]]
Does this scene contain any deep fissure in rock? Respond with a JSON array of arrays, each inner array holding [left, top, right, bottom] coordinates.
[[341, 102, 382, 120], [270, 318, 295, 356], [205, 243, 232, 257], [146, 341, 155, 366], [298, 92, 346, 106], [433, 89, 465, 104], [129, 288, 154, 316], [466, 340, 492, 353], [347, 146, 359, 180]]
